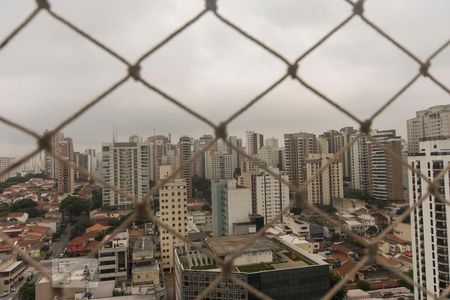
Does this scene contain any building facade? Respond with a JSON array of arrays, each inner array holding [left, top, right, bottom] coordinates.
[[368, 130, 403, 203], [407, 105, 450, 153], [409, 139, 450, 299], [101, 138, 150, 208], [159, 179, 188, 272], [284, 132, 318, 189], [306, 154, 343, 206], [255, 168, 289, 224]]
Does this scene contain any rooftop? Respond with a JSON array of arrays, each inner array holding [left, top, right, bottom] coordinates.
[[177, 234, 325, 273], [206, 234, 279, 257]]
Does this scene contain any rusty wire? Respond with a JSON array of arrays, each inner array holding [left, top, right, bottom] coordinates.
[[0, 0, 449, 299]]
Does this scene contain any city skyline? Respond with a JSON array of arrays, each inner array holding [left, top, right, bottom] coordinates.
[[1, 0, 449, 155]]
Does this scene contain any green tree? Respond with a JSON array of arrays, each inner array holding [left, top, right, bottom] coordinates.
[[60, 196, 90, 219], [91, 189, 103, 210], [71, 217, 91, 237], [398, 270, 413, 291], [19, 282, 35, 300], [344, 188, 371, 201], [330, 272, 346, 300], [192, 175, 211, 202], [396, 207, 411, 224], [356, 280, 370, 291]]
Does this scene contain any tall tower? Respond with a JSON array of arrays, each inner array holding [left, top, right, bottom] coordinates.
[[255, 168, 290, 223], [284, 132, 318, 189], [159, 179, 187, 272], [178, 136, 193, 200], [246, 131, 264, 156], [407, 105, 450, 154], [306, 154, 343, 206], [101, 136, 150, 209], [409, 138, 450, 299], [350, 132, 369, 193], [368, 130, 403, 203]]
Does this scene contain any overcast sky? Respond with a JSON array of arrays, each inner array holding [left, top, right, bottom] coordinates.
[[0, 0, 449, 156]]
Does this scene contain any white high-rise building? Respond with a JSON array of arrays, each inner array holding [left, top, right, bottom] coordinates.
[[409, 139, 450, 299], [148, 135, 173, 184], [101, 137, 150, 208], [255, 168, 290, 224], [350, 133, 369, 193], [211, 179, 252, 236], [204, 151, 234, 180], [257, 144, 280, 169], [407, 105, 450, 154], [0, 157, 17, 182], [159, 179, 187, 272], [192, 134, 214, 178], [306, 154, 343, 206]]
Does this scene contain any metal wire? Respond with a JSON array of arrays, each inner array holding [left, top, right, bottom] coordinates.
[[0, 0, 449, 299]]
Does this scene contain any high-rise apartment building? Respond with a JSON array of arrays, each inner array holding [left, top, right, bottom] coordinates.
[[306, 154, 343, 206], [0, 157, 16, 182], [44, 131, 75, 193], [284, 132, 318, 189], [340, 127, 358, 179], [246, 131, 264, 155], [368, 130, 403, 202], [159, 179, 187, 272], [255, 168, 290, 223], [101, 137, 150, 208], [409, 139, 450, 299], [178, 136, 192, 200], [407, 105, 450, 154], [192, 134, 214, 178], [350, 132, 369, 193], [257, 141, 280, 169], [204, 151, 234, 180], [211, 179, 252, 236], [148, 135, 173, 185]]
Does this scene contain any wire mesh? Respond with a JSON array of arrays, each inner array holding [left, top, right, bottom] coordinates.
[[0, 0, 449, 299]]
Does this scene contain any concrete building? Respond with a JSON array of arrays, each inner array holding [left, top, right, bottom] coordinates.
[[131, 236, 160, 288], [0, 157, 17, 182], [257, 144, 280, 169], [368, 130, 403, 203], [340, 126, 358, 179], [159, 179, 188, 272], [43, 131, 75, 194], [306, 154, 343, 206], [211, 179, 252, 236], [409, 139, 450, 299], [148, 135, 174, 184], [98, 232, 129, 283], [101, 138, 150, 208], [245, 131, 264, 155], [332, 198, 366, 215], [255, 168, 289, 224], [178, 136, 193, 200], [407, 104, 450, 153], [284, 132, 318, 189], [192, 134, 214, 178], [204, 151, 234, 180], [0, 254, 26, 296], [350, 132, 369, 193], [174, 234, 330, 300]]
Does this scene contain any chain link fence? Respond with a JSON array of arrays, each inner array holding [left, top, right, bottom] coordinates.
[[0, 0, 449, 299]]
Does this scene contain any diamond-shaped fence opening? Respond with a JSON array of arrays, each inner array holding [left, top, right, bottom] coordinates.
[[0, 0, 449, 299]]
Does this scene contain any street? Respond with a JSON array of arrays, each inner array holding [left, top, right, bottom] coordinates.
[[50, 224, 73, 258]]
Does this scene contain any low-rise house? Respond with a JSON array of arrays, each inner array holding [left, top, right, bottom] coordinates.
[[6, 212, 28, 222], [332, 198, 366, 215], [344, 220, 365, 235]]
